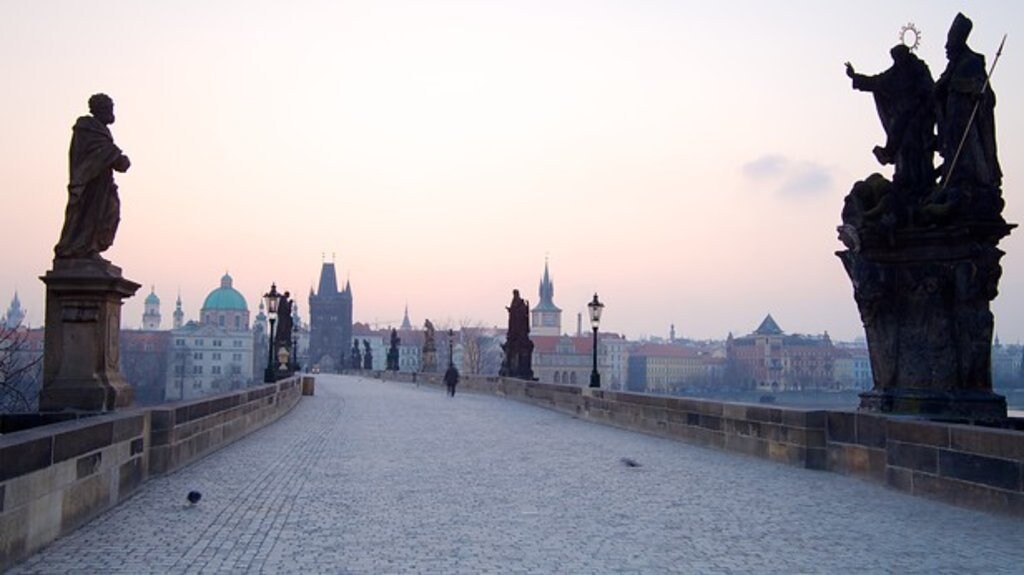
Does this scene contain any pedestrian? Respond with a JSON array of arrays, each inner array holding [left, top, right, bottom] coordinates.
[[444, 364, 459, 397]]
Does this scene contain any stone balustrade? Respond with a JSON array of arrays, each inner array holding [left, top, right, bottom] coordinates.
[[372, 370, 1024, 516], [0, 375, 310, 571]]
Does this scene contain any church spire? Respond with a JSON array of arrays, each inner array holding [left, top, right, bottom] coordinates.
[[400, 304, 412, 330]]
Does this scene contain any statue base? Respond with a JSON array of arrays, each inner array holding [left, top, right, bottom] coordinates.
[[838, 222, 1013, 422], [859, 388, 1007, 423], [38, 258, 140, 412]]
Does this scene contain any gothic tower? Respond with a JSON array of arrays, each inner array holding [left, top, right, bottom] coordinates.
[[308, 261, 353, 372], [3, 291, 26, 329], [531, 259, 562, 336]]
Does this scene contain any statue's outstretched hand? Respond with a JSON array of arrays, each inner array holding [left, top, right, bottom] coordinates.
[[844, 62, 856, 78]]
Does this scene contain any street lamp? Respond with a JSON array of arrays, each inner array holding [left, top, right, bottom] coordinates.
[[587, 293, 604, 388], [263, 283, 279, 383], [448, 329, 455, 368]]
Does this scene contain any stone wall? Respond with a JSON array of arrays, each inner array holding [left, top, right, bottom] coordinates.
[[373, 370, 1024, 516], [0, 375, 310, 571]]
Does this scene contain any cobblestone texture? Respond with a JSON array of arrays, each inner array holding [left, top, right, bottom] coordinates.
[[11, 375, 1024, 573]]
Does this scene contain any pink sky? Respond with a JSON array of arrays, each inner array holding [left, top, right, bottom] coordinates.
[[1, 1, 1022, 342]]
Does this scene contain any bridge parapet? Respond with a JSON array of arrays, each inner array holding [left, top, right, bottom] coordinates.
[[371, 370, 1024, 516], [0, 374, 312, 571]]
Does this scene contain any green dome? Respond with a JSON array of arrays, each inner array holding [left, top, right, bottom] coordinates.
[[202, 273, 248, 311], [144, 288, 160, 305]]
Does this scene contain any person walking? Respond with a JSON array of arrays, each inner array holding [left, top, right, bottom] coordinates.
[[444, 364, 459, 397]]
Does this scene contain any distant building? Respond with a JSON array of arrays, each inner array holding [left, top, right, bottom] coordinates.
[[992, 338, 1023, 390], [833, 344, 873, 390], [726, 314, 836, 391], [142, 287, 161, 330], [627, 343, 717, 394], [531, 260, 561, 337], [172, 293, 184, 329], [166, 273, 254, 400], [121, 330, 171, 404], [3, 292, 26, 329], [352, 322, 384, 370], [308, 261, 353, 372], [533, 333, 627, 389]]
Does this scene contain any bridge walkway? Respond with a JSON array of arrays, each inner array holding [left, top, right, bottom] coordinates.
[[10, 375, 1024, 573]]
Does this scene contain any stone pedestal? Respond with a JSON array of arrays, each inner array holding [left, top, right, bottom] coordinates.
[[421, 350, 437, 373], [837, 223, 1012, 422], [39, 259, 140, 412]]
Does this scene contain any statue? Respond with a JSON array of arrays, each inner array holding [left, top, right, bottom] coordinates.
[[55, 94, 131, 261], [935, 13, 1002, 191], [421, 319, 438, 373], [838, 14, 1012, 422], [845, 44, 936, 197], [499, 289, 534, 380], [275, 292, 293, 348], [362, 340, 373, 370], [923, 13, 1005, 224], [386, 328, 400, 371], [350, 339, 362, 370], [40, 94, 140, 412]]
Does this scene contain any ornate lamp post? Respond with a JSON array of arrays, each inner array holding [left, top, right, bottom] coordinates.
[[588, 293, 604, 388], [448, 329, 455, 368], [263, 283, 279, 383]]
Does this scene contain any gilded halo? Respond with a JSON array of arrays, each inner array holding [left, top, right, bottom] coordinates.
[[900, 22, 922, 51]]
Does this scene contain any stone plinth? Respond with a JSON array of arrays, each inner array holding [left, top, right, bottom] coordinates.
[[837, 223, 1012, 422], [39, 259, 140, 412]]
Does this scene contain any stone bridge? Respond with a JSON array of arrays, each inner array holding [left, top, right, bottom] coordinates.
[[5, 374, 1024, 573]]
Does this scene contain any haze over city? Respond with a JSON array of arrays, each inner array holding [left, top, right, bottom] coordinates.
[[1, 0, 1022, 341]]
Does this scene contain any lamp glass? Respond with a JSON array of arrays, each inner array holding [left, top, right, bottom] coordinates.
[[264, 284, 279, 317], [587, 293, 604, 328]]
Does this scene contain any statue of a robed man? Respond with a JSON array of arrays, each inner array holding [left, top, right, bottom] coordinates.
[[40, 94, 139, 412], [55, 93, 131, 260]]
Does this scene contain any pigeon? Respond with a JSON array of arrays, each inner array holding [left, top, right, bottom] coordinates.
[[620, 457, 641, 468], [187, 490, 202, 505]]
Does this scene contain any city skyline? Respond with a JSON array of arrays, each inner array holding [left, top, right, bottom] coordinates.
[[2, 1, 1022, 342]]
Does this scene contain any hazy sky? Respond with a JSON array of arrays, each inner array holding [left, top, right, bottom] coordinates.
[[1, 1, 1022, 342]]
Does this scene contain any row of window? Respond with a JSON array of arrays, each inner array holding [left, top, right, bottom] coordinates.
[[190, 352, 245, 361], [174, 365, 243, 375], [175, 339, 246, 348]]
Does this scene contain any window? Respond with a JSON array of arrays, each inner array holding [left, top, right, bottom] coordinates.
[[195, 339, 204, 346], [232, 353, 242, 361], [235, 316, 241, 329], [174, 365, 184, 375], [212, 353, 221, 360], [219, 315, 225, 327], [231, 365, 242, 375], [212, 366, 222, 375], [175, 338, 185, 346], [234, 340, 243, 347], [194, 352, 203, 360], [213, 340, 223, 347], [193, 365, 203, 374]]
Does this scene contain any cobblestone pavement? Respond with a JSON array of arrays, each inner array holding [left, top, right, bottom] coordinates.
[[12, 375, 1024, 574]]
